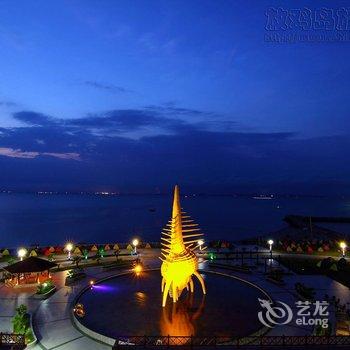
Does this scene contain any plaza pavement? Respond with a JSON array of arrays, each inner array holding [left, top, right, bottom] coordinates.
[[0, 248, 348, 349]]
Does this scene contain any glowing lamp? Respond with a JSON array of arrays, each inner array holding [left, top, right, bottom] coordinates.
[[340, 241, 347, 257], [65, 242, 73, 260], [17, 248, 27, 261], [90, 280, 95, 288], [198, 239, 204, 251], [132, 239, 139, 254], [267, 239, 274, 258], [43, 282, 48, 288], [134, 264, 143, 275]]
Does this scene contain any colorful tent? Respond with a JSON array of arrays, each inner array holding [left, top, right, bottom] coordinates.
[[29, 250, 38, 257], [90, 245, 98, 252], [44, 249, 51, 256], [113, 244, 120, 250], [55, 246, 63, 253], [104, 244, 111, 251], [2, 249, 10, 256], [74, 247, 82, 255], [145, 243, 151, 249], [49, 246, 55, 253], [126, 244, 133, 251]]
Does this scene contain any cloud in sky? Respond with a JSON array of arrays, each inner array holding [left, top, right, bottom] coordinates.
[[2, 104, 350, 194], [0, 147, 80, 161], [0, 100, 18, 107], [0, 147, 39, 159], [67, 109, 196, 135], [83, 80, 133, 94], [13, 111, 57, 126], [11, 106, 217, 136]]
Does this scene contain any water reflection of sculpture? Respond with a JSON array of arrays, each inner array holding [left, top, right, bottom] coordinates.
[[160, 293, 206, 336], [160, 185, 206, 307]]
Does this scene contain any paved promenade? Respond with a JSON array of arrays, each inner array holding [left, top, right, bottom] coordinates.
[[0, 249, 348, 349]]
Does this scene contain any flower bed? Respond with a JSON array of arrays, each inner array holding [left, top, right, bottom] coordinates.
[[34, 279, 56, 299]]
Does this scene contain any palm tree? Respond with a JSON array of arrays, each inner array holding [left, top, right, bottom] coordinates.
[[82, 249, 89, 260]]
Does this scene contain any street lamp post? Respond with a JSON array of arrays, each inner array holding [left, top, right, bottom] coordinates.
[[132, 239, 139, 254], [340, 241, 347, 258], [198, 239, 204, 251], [17, 248, 27, 261], [66, 243, 73, 260], [268, 239, 274, 259]]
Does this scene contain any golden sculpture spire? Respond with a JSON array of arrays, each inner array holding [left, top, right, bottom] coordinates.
[[169, 185, 185, 254], [160, 185, 206, 307]]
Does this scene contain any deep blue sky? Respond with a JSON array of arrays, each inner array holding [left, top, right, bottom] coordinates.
[[0, 0, 350, 194]]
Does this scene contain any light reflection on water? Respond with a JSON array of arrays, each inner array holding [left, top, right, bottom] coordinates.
[[160, 293, 205, 336], [91, 284, 116, 292], [78, 270, 264, 337], [135, 291, 148, 306]]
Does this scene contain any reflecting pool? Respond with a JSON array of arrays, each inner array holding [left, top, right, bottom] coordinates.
[[77, 270, 266, 338]]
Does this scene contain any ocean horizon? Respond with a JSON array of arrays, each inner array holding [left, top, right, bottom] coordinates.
[[1, 193, 350, 248]]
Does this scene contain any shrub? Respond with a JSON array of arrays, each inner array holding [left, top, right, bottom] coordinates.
[[12, 304, 34, 344], [320, 257, 334, 270], [337, 257, 347, 271], [37, 279, 54, 294], [12, 305, 27, 333]]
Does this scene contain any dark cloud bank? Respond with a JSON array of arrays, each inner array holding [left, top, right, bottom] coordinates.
[[1, 107, 350, 195]]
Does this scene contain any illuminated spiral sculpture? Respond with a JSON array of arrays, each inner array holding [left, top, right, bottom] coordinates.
[[160, 185, 206, 307]]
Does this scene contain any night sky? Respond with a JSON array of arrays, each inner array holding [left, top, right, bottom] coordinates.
[[0, 0, 350, 194]]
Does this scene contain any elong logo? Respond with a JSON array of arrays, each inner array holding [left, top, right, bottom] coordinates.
[[258, 299, 329, 329]]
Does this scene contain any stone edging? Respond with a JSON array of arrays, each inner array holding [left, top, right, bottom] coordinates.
[[27, 313, 38, 348], [33, 286, 57, 299]]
